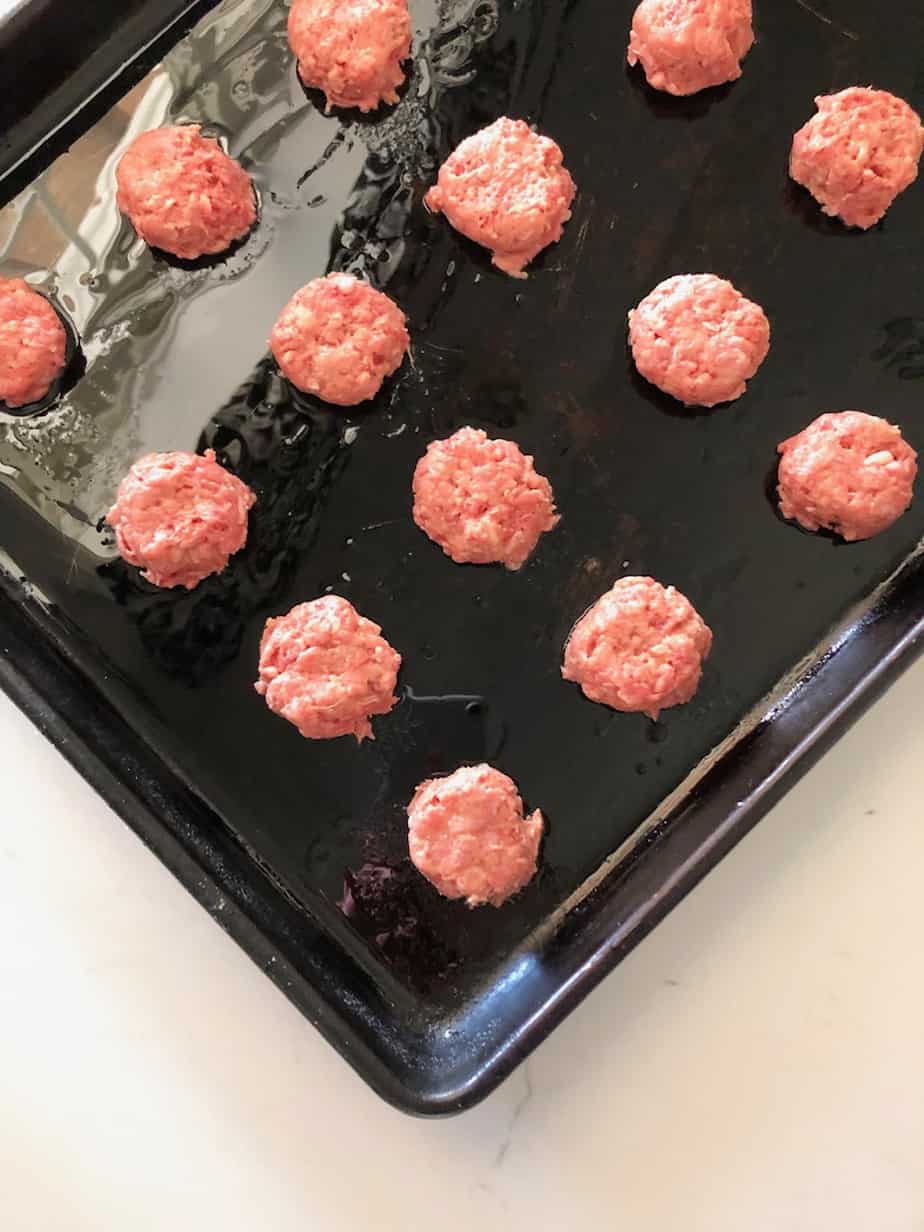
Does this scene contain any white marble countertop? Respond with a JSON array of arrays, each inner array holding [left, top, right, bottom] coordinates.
[[2, 659, 923, 1231]]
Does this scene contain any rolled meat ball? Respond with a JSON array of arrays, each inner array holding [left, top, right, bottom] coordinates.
[[562, 575, 713, 719], [407, 763, 544, 908], [0, 278, 67, 408], [425, 117, 576, 278], [790, 88, 924, 229], [627, 0, 754, 96], [255, 595, 401, 741], [108, 449, 256, 589], [412, 427, 559, 570], [270, 273, 409, 407], [628, 273, 769, 407], [287, 0, 411, 112], [777, 411, 917, 541], [116, 125, 257, 260]]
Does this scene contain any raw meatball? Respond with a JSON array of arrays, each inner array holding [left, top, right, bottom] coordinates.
[[790, 88, 924, 229], [270, 273, 409, 407], [425, 117, 576, 278], [116, 125, 256, 259], [629, 273, 770, 407], [412, 427, 559, 570], [627, 0, 753, 96], [407, 764, 543, 908], [777, 411, 917, 541], [562, 576, 712, 719], [288, 0, 411, 112], [108, 449, 255, 589], [0, 278, 67, 408], [255, 595, 401, 741]]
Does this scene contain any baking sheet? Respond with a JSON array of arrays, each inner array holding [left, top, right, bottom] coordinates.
[[1, 0, 922, 1109]]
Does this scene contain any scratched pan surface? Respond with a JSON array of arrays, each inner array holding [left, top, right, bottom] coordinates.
[[1, 0, 923, 1113]]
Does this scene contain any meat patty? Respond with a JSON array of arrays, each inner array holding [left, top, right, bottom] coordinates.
[[255, 595, 401, 741], [629, 273, 770, 407], [412, 427, 559, 570], [108, 449, 256, 589], [407, 763, 543, 908], [288, 0, 411, 112], [562, 576, 713, 719], [777, 411, 917, 541], [627, 0, 754, 96], [0, 278, 67, 409], [425, 117, 576, 278], [270, 273, 409, 407], [116, 125, 256, 260], [790, 88, 924, 229]]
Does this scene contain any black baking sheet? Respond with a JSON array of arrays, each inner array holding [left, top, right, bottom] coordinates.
[[0, 0, 922, 1113]]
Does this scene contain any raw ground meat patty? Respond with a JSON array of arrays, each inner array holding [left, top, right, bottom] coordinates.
[[288, 0, 411, 112], [790, 88, 924, 229], [255, 595, 401, 741], [777, 411, 917, 541], [563, 576, 713, 719], [629, 273, 770, 407], [425, 117, 576, 278], [116, 125, 256, 260], [0, 278, 67, 408], [108, 449, 256, 590], [627, 0, 753, 96], [270, 273, 409, 406], [407, 764, 543, 908], [412, 427, 559, 570]]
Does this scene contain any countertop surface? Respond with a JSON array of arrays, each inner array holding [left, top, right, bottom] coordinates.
[[2, 660, 923, 1231]]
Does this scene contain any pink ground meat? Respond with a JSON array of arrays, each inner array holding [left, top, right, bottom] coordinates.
[[629, 273, 770, 407], [562, 576, 713, 719], [627, 0, 753, 96], [790, 88, 924, 229], [425, 117, 576, 278], [777, 411, 917, 542], [412, 427, 559, 570], [108, 449, 256, 590], [0, 278, 67, 408], [270, 273, 409, 407], [255, 595, 401, 742], [407, 764, 543, 908], [288, 0, 411, 112], [116, 125, 256, 260]]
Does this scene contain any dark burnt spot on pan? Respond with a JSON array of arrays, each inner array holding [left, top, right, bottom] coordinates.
[[337, 858, 461, 990]]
